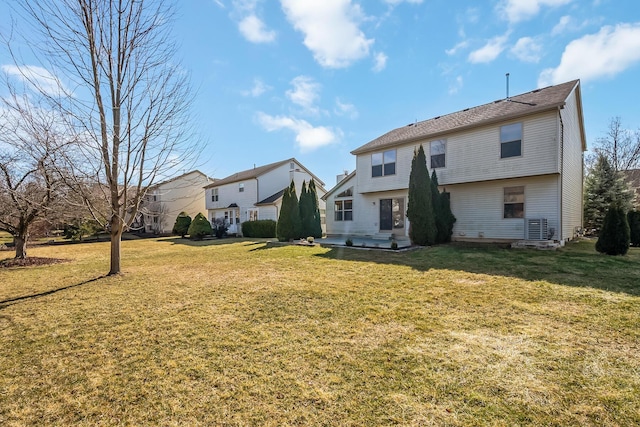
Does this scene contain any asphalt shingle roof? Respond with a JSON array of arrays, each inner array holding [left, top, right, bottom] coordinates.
[[351, 79, 581, 155], [204, 159, 291, 189], [204, 158, 325, 189]]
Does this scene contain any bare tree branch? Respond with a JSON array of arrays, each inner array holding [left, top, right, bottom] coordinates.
[[6, 0, 201, 274]]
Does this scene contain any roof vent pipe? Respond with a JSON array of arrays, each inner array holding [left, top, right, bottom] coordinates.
[[506, 72, 510, 100]]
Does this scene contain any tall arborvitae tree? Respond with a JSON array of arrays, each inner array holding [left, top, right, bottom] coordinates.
[[308, 179, 323, 238], [288, 180, 302, 239], [276, 180, 302, 241], [596, 207, 630, 255], [584, 154, 633, 232], [299, 180, 313, 237], [407, 145, 436, 245], [628, 210, 640, 247], [277, 186, 293, 242]]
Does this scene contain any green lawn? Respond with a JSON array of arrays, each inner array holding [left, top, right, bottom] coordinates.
[[1, 238, 639, 426]]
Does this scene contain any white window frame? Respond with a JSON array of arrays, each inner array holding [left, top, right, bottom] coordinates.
[[372, 150, 396, 177], [500, 122, 522, 159], [430, 139, 446, 169]]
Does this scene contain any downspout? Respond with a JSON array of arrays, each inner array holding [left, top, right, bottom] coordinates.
[[559, 109, 564, 241]]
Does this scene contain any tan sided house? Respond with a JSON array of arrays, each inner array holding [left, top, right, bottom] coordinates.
[[142, 170, 215, 234], [324, 80, 586, 244], [204, 158, 327, 235]]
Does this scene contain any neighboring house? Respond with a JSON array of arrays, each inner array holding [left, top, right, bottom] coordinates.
[[142, 170, 215, 234], [204, 158, 327, 235], [622, 169, 640, 209], [324, 79, 586, 244]]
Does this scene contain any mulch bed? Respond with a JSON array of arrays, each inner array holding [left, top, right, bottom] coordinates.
[[0, 257, 68, 268]]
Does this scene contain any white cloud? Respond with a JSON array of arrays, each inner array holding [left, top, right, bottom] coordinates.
[[468, 33, 509, 63], [256, 112, 340, 151], [551, 15, 572, 35], [238, 14, 276, 43], [445, 40, 469, 56], [497, 0, 573, 24], [448, 76, 464, 95], [213, 0, 225, 8], [1, 64, 68, 96], [372, 52, 388, 72], [241, 78, 271, 97], [538, 23, 640, 86], [334, 98, 359, 119], [510, 37, 543, 63], [286, 76, 321, 114], [280, 0, 374, 68]]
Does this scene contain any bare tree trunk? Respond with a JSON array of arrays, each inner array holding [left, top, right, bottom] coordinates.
[[109, 216, 123, 275], [14, 233, 27, 259]]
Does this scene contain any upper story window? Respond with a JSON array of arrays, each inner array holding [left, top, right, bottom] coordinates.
[[239, 183, 245, 192], [211, 188, 218, 202], [504, 186, 524, 218], [500, 123, 522, 158], [430, 139, 446, 169], [372, 150, 396, 177]]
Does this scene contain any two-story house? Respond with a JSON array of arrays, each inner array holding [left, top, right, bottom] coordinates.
[[204, 158, 327, 235], [142, 170, 215, 234], [324, 79, 586, 244]]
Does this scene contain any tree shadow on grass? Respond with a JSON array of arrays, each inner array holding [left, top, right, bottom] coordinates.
[[0, 275, 107, 310], [165, 236, 271, 247], [315, 241, 640, 296]]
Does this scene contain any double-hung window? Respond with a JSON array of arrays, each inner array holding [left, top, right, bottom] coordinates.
[[500, 123, 522, 158], [372, 150, 396, 177], [239, 183, 245, 192], [504, 186, 524, 218], [211, 188, 219, 202], [430, 139, 446, 169], [334, 200, 353, 221]]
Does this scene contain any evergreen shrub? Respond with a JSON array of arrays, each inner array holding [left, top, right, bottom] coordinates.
[[172, 212, 192, 237], [628, 210, 640, 247], [596, 207, 630, 255], [242, 220, 276, 238], [188, 213, 212, 240]]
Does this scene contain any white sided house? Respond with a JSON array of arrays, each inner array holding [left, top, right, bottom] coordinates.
[[143, 170, 215, 234], [324, 80, 586, 244], [204, 159, 327, 235]]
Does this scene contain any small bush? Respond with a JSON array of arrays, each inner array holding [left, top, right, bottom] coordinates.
[[628, 210, 640, 247], [345, 238, 353, 246], [391, 241, 398, 250], [212, 218, 228, 238], [596, 207, 630, 255], [172, 212, 192, 237], [242, 220, 276, 238], [188, 213, 212, 240]]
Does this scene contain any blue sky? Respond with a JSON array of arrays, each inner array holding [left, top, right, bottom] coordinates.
[[3, 0, 640, 189]]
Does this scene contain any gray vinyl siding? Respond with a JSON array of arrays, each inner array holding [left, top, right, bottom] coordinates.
[[355, 111, 560, 194], [449, 176, 560, 241], [560, 88, 585, 240]]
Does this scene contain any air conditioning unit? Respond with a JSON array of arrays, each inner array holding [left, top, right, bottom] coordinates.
[[525, 218, 548, 240]]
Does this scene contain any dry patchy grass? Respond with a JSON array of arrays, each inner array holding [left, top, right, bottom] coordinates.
[[0, 237, 639, 426]]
